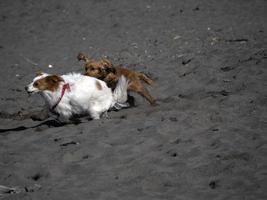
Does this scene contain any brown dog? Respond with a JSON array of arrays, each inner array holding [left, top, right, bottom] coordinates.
[[77, 53, 156, 105]]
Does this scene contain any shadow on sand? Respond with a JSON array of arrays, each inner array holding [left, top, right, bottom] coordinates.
[[0, 119, 82, 135]]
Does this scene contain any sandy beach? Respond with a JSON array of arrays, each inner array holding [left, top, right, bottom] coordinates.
[[0, 0, 267, 199]]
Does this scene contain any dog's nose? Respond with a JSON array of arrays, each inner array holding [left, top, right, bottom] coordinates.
[[25, 86, 28, 91]]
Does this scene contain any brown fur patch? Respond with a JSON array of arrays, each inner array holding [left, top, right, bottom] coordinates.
[[33, 75, 64, 92], [95, 81, 102, 90]]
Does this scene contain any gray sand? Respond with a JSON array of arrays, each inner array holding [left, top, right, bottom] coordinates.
[[0, 0, 267, 199]]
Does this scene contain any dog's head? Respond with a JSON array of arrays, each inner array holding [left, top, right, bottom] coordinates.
[[25, 72, 64, 94], [84, 58, 116, 79], [77, 53, 116, 79]]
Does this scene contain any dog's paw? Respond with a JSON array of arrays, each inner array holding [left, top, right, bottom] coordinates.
[[113, 102, 130, 110], [101, 111, 110, 119]]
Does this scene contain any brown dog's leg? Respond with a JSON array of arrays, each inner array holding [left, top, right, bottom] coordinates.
[[129, 83, 156, 105], [138, 72, 154, 85]]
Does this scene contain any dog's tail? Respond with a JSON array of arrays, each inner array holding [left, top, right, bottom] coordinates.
[[112, 75, 129, 109], [138, 72, 154, 85]]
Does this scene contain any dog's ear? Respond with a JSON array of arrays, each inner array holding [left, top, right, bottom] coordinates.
[[77, 52, 86, 61], [47, 75, 64, 84], [77, 53, 92, 63]]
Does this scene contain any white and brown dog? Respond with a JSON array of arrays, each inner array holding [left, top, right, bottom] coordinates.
[[25, 72, 128, 122]]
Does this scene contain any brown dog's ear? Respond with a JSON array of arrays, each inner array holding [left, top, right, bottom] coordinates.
[[77, 53, 86, 61], [77, 53, 92, 63]]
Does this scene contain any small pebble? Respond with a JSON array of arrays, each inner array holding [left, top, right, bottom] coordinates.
[[173, 35, 181, 40]]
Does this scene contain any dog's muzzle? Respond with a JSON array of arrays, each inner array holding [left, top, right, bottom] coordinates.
[[25, 86, 33, 94]]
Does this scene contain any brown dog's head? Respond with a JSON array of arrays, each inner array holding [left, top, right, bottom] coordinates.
[[77, 53, 116, 80], [84, 59, 115, 79]]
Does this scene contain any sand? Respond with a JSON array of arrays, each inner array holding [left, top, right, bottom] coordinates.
[[0, 0, 267, 199]]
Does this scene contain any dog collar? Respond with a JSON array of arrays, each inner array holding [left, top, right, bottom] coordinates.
[[51, 83, 71, 110]]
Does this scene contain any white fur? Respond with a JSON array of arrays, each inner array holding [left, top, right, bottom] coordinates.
[[26, 73, 128, 122]]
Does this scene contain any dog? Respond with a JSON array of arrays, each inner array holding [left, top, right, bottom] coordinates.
[[25, 72, 128, 122], [77, 53, 156, 106]]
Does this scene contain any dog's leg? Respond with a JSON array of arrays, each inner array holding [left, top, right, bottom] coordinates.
[[57, 115, 71, 123], [56, 111, 73, 123], [114, 102, 130, 110], [101, 111, 110, 119], [90, 111, 101, 120], [129, 83, 156, 106], [138, 72, 154, 85], [127, 94, 135, 107]]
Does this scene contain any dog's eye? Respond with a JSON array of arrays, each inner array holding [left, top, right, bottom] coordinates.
[[33, 82, 39, 87]]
